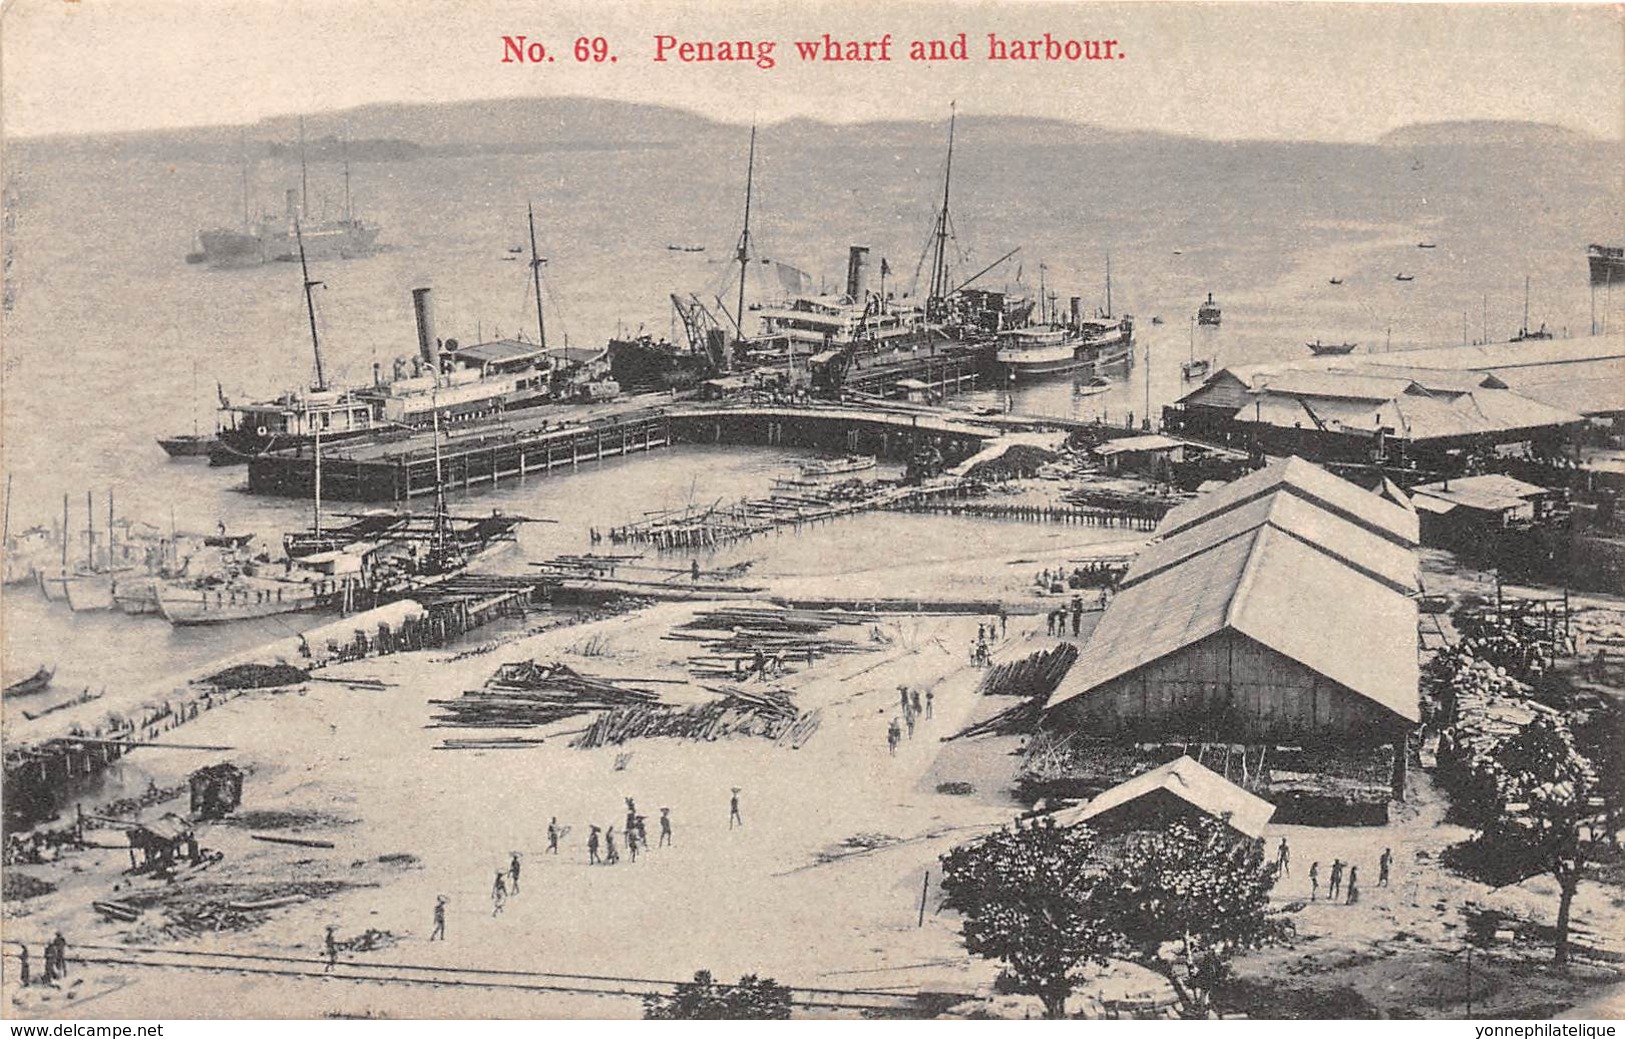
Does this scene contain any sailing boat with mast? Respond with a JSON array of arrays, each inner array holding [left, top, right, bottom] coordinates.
[[193, 119, 380, 268], [157, 361, 220, 458], [1509, 275, 1553, 342], [1181, 316, 1212, 380]]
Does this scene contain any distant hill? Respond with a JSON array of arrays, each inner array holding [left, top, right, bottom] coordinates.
[[1380, 119, 1600, 149]]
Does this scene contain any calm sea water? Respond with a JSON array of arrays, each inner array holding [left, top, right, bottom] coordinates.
[[2, 125, 1621, 702]]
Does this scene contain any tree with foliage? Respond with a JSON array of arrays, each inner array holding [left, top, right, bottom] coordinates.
[[642, 970, 793, 1020], [938, 821, 1117, 1018], [1097, 816, 1281, 1017], [1471, 713, 1600, 965]]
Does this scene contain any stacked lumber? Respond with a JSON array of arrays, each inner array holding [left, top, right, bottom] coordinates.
[[429, 660, 661, 730], [975, 644, 1080, 698], [674, 605, 881, 678]]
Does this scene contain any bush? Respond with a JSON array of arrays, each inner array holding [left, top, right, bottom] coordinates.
[[643, 970, 793, 1020]]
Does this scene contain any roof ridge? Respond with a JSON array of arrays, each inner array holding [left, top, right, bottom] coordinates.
[[1225, 526, 1269, 629]]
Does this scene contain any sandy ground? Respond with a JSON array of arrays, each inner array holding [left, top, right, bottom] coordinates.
[[4, 523, 1622, 1019]]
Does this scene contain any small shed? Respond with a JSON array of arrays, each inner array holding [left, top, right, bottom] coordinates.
[[1051, 756, 1277, 841], [1092, 434, 1186, 476], [699, 375, 751, 401], [189, 763, 244, 820], [1408, 474, 1560, 549], [125, 813, 200, 874]]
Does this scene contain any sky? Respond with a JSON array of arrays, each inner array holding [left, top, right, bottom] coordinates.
[[2, 0, 1621, 142]]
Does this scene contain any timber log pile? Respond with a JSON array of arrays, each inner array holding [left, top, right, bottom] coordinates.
[[428, 660, 662, 733], [572, 686, 820, 749], [975, 644, 1079, 698], [1431, 648, 1559, 819]]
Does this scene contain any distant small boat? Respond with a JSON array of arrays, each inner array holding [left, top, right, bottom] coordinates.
[[1417, 242, 1437, 249], [157, 433, 218, 458], [203, 532, 256, 549], [799, 455, 876, 477], [1150, 316, 1164, 325], [507, 246, 524, 254], [1172, 250, 1184, 256], [666, 244, 706, 253], [1307, 339, 1359, 356], [183, 252, 207, 265], [1181, 358, 1212, 380], [1395, 273, 1415, 282], [1329, 278, 1344, 286], [1074, 377, 1112, 398], [5, 665, 54, 698]]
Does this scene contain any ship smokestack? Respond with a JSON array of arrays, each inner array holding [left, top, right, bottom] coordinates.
[[411, 288, 438, 368], [285, 188, 299, 224], [845, 246, 871, 303], [1070, 297, 1082, 328]]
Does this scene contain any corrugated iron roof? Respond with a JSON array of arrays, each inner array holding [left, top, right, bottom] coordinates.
[[1159, 457, 1420, 547], [1046, 524, 1420, 725], [1050, 755, 1277, 840], [1123, 488, 1418, 595], [451, 339, 548, 366]]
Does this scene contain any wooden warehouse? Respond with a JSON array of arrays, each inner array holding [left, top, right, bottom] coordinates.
[[1045, 458, 1422, 805]]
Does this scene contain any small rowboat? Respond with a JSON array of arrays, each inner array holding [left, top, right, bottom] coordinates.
[[5, 665, 55, 698], [798, 455, 877, 478]]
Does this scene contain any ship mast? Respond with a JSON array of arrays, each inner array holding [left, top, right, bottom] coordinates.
[[313, 422, 322, 538], [342, 128, 353, 224], [734, 124, 757, 345], [927, 103, 957, 312], [528, 203, 547, 350], [296, 221, 328, 391], [298, 116, 309, 221]]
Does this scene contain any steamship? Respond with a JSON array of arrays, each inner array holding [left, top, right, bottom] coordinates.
[[1590, 244, 1625, 287], [198, 191, 380, 267], [210, 287, 555, 464]]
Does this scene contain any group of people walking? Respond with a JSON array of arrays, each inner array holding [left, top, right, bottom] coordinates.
[[887, 684, 934, 755], [1278, 837, 1395, 906], [586, 798, 676, 867]]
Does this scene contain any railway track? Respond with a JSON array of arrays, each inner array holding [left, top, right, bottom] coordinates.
[[42, 942, 939, 1015]]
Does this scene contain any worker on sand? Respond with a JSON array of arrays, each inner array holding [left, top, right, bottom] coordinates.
[[547, 818, 561, 854], [904, 708, 916, 739], [605, 826, 620, 864], [659, 808, 672, 847], [1328, 859, 1344, 902], [509, 853, 522, 894], [1276, 837, 1291, 877], [48, 933, 67, 981], [1309, 861, 1320, 902], [925, 689, 934, 719], [1379, 847, 1392, 887], [491, 871, 508, 915], [1346, 865, 1360, 905], [635, 815, 648, 851], [324, 927, 339, 972], [588, 825, 601, 865], [898, 685, 911, 712], [910, 689, 922, 716], [887, 718, 901, 756], [14, 943, 29, 987], [998, 607, 1007, 637], [430, 896, 447, 941], [729, 788, 743, 829]]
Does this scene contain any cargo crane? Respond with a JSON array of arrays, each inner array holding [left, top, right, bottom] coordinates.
[[807, 292, 884, 398], [670, 294, 730, 373]]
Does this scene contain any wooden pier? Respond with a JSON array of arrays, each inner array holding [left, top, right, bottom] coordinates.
[[248, 410, 677, 502], [245, 400, 1003, 503]]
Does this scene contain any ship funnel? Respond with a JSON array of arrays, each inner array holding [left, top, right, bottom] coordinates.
[[845, 246, 871, 303], [411, 288, 438, 368], [1070, 297, 1082, 327], [285, 188, 299, 224]]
